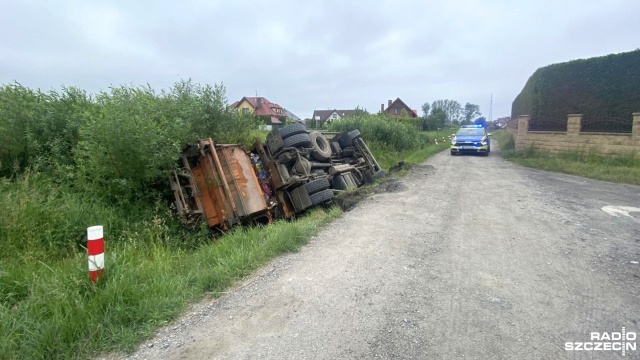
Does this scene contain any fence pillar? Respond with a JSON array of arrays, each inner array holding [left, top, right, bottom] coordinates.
[[516, 115, 530, 151], [632, 113, 640, 144], [567, 114, 582, 136]]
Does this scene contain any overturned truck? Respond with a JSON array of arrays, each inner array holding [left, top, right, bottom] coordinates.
[[170, 123, 385, 230]]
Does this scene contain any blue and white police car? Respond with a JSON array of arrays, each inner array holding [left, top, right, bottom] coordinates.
[[450, 125, 491, 156]]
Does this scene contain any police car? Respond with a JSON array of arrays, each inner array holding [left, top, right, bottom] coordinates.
[[450, 125, 491, 156]]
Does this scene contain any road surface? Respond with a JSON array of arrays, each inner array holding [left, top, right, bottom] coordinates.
[[120, 141, 640, 359]]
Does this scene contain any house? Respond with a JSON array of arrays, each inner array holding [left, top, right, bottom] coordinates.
[[310, 109, 359, 127], [381, 98, 418, 118], [231, 96, 288, 128]]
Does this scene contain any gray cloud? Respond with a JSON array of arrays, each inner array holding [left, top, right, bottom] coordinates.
[[1, 0, 639, 119]]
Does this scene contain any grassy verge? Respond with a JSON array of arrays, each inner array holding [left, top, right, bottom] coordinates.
[[0, 191, 341, 359], [371, 130, 452, 171], [493, 130, 640, 186]]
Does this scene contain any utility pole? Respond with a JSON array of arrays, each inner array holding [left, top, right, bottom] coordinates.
[[489, 93, 493, 123]]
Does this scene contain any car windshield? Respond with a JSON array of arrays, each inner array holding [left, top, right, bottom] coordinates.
[[457, 128, 485, 136]]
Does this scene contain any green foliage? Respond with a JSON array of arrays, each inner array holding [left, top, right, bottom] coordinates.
[[0, 84, 93, 177], [431, 99, 462, 124], [511, 49, 640, 120], [464, 102, 481, 123], [424, 108, 447, 131], [327, 113, 421, 152]]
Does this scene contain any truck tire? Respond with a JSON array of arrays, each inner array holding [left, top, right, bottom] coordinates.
[[309, 131, 332, 161], [279, 123, 307, 140], [337, 129, 361, 148], [304, 177, 330, 195], [310, 189, 334, 206], [283, 133, 312, 148]]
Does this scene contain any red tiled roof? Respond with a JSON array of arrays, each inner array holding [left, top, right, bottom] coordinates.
[[234, 96, 286, 119]]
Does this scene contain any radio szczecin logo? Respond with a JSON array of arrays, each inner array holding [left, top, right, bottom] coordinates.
[[565, 328, 636, 356]]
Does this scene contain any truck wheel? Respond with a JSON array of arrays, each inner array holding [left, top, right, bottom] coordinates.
[[337, 129, 361, 148], [309, 131, 332, 161], [304, 177, 330, 195], [310, 189, 334, 206], [279, 123, 307, 139], [283, 133, 312, 148]]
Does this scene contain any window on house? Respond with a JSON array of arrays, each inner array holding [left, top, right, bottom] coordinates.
[[394, 108, 400, 115], [242, 108, 249, 114]]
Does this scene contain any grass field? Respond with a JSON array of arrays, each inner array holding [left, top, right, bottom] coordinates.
[[493, 130, 640, 186]]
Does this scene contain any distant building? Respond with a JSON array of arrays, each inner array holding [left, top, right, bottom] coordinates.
[[311, 109, 359, 127], [231, 96, 288, 128], [381, 98, 418, 118]]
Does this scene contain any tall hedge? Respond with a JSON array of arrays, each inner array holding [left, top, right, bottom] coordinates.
[[511, 49, 640, 120]]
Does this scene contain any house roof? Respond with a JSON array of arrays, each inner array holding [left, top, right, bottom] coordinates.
[[232, 96, 286, 118], [312, 109, 359, 123], [385, 98, 418, 118], [283, 108, 301, 122]]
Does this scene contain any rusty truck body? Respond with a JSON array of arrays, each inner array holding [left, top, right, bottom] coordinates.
[[169, 124, 384, 230]]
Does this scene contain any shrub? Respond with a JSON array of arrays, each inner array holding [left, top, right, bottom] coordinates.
[[327, 114, 421, 152]]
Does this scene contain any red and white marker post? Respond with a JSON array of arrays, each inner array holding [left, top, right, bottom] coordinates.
[[87, 225, 105, 282]]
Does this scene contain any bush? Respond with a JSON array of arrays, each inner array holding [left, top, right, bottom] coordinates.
[[327, 114, 421, 152]]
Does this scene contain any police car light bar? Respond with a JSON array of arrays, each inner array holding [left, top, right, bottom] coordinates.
[[461, 124, 484, 128]]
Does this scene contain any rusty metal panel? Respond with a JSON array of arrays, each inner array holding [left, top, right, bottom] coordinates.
[[216, 144, 269, 218]]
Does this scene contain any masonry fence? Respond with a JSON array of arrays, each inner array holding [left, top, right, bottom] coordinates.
[[511, 113, 640, 157]]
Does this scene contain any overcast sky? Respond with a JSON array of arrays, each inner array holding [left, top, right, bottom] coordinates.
[[2, 0, 639, 120]]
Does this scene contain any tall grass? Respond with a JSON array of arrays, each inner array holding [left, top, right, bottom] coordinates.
[[493, 129, 640, 185], [0, 199, 341, 359]]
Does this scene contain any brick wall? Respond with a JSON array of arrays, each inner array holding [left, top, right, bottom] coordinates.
[[514, 113, 640, 156]]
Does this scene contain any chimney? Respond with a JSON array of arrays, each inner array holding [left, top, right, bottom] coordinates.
[[388, 100, 392, 108], [381, 103, 384, 112], [256, 97, 263, 109]]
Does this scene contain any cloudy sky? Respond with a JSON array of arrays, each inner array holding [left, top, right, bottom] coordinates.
[[2, 0, 639, 120]]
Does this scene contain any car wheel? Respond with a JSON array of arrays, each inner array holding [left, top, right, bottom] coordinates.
[[279, 123, 307, 139], [283, 133, 312, 148], [310, 189, 334, 206], [309, 131, 332, 161]]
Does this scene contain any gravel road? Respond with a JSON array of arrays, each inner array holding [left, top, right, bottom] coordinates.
[[117, 140, 640, 359]]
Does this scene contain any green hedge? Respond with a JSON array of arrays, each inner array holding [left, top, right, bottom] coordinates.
[[511, 49, 640, 120]]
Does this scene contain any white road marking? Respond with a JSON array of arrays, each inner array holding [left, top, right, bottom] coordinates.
[[601, 206, 640, 218]]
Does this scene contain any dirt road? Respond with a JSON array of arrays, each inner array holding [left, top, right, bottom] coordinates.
[[123, 141, 640, 359]]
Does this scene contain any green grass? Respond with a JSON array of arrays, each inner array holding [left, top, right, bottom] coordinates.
[[0, 176, 341, 359], [493, 129, 640, 186], [370, 130, 451, 171]]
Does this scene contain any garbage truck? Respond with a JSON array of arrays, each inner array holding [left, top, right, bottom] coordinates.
[[169, 123, 385, 230]]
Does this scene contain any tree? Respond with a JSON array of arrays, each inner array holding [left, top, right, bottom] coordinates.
[[424, 108, 447, 131], [431, 99, 462, 125], [463, 103, 481, 124], [421, 102, 430, 118]]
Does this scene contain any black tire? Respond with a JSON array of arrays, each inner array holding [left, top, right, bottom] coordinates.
[[279, 123, 307, 139], [283, 133, 312, 148], [309, 131, 332, 160], [450, 151, 455, 155], [304, 178, 330, 195], [310, 189, 334, 206]]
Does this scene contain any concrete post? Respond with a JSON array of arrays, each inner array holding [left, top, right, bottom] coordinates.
[[632, 113, 640, 144], [567, 114, 582, 136], [516, 115, 530, 151]]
